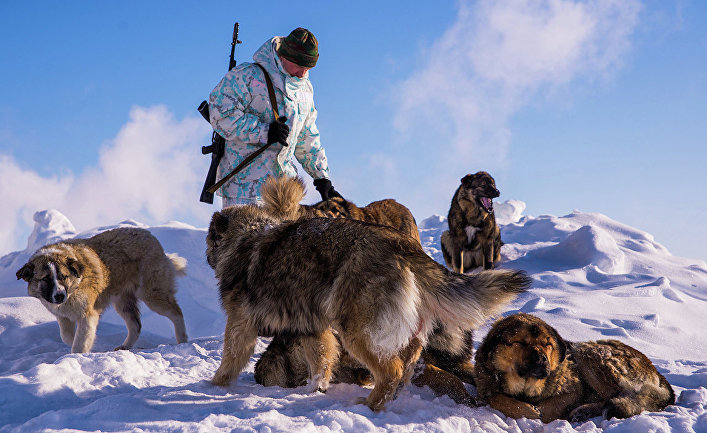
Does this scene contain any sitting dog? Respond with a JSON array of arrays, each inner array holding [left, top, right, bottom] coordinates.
[[16, 227, 188, 353], [206, 204, 530, 411], [441, 171, 502, 272], [257, 176, 477, 385], [474, 313, 675, 422]]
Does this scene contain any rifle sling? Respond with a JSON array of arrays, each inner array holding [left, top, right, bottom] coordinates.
[[207, 63, 281, 195]]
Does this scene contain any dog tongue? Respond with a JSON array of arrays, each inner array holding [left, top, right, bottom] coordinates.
[[481, 197, 493, 212]]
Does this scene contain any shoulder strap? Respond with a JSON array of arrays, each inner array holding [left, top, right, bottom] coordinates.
[[254, 62, 282, 121]]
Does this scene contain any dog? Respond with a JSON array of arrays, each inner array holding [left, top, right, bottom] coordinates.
[[441, 171, 502, 273], [260, 175, 421, 243], [256, 176, 477, 386], [206, 204, 531, 411], [474, 313, 675, 422], [16, 227, 189, 353]]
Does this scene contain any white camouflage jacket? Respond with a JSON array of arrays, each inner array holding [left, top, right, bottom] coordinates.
[[209, 36, 330, 204]]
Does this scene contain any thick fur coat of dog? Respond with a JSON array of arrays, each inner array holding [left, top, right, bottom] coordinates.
[[256, 176, 477, 386], [206, 204, 530, 411], [441, 171, 502, 272], [260, 176, 421, 243], [474, 313, 675, 422], [16, 227, 188, 353]]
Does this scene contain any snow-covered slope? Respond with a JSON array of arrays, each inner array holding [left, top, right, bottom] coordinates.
[[1, 204, 706, 433]]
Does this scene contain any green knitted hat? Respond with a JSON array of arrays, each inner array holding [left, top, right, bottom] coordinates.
[[278, 28, 318, 68]]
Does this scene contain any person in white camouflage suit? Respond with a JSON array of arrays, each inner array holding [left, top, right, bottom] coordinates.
[[209, 27, 341, 207]]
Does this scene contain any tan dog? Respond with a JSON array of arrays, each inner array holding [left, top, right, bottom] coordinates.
[[474, 313, 675, 422], [206, 204, 530, 410], [261, 176, 420, 243], [441, 171, 502, 272], [257, 176, 477, 386], [16, 227, 188, 353]]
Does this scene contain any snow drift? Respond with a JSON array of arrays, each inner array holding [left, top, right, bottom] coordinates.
[[1, 202, 706, 433]]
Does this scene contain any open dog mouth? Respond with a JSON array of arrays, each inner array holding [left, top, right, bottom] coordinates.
[[479, 197, 494, 213]]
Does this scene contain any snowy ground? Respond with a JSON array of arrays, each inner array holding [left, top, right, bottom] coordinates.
[[1, 203, 706, 433]]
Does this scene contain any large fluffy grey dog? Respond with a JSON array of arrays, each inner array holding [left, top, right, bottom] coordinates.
[[206, 204, 531, 411]]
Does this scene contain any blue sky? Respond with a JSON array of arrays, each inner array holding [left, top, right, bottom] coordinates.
[[1, 0, 705, 261]]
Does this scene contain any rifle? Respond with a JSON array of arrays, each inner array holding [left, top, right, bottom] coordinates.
[[199, 22, 241, 204]]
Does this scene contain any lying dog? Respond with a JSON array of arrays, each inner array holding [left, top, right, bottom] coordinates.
[[474, 313, 675, 422], [16, 227, 188, 353], [441, 171, 502, 272], [206, 204, 530, 411], [257, 176, 476, 385]]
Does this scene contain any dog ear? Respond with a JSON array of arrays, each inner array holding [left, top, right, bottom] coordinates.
[[460, 174, 473, 184], [16, 262, 35, 282], [549, 325, 568, 362], [66, 257, 82, 278], [211, 211, 229, 235]]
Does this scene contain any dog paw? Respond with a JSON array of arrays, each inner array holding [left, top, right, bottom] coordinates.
[[211, 373, 233, 387], [568, 403, 604, 423], [113, 345, 130, 351]]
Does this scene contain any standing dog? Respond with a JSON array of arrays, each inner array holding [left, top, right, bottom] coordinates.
[[441, 171, 502, 272], [206, 204, 530, 411], [256, 176, 476, 386], [16, 227, 189, 353], [474, 313, 675, 422]]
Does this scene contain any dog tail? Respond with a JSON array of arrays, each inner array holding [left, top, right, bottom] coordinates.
[[166, 253, 187, 277], [425, 269, 531, 331], [261, 176, 306, 220]]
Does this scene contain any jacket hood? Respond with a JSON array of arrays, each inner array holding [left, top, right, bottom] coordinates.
[[252, 37, 309, 93]]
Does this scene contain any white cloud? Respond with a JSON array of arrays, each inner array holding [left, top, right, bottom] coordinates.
[[0, 105, 214, 254], [394, 0, 641, 170]]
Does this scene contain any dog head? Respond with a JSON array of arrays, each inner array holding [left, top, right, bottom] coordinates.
[[206, 204, 280, 269], [476, 313, 567, 398], [459, 171, 500, 214], [16, 248, 83, 305]]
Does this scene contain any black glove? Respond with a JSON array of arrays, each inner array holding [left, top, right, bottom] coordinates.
[[313, 178, 343, 201], [267, 117, 289, 147]]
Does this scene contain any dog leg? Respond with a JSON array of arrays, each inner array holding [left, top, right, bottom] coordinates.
[[484, 244, 494, 270], [302, 328, 339, 393], [488, 393, 541, 419], [57, 316, 76, 347], [412, 364, 477, 406], [344, 337, 406, 411], [460, 251, 465, 274], [72, 313, 100, 353], [113, 292, 141, 350], [394, 337, 423, 399], [212, 307, 258, 387], [139, 290, 188, 344]]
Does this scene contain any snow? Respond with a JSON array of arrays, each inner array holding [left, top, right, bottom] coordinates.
[[1, 203, 706, 433]]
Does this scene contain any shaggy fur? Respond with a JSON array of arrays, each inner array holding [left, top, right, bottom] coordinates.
[[261, 176, 421, 243], [16, 228, 188, 353], [206, 204, 530, 411], [474, 313, 675, 422], [441, 171, 502, 272], [257, 176, 476, 386]]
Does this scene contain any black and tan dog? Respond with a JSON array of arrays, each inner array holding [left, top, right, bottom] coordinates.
[[474, 313, 675, 422], [441, 171, 502, 272], [206, 204, 530, 411], [257, 176, 477, 385]]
